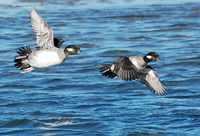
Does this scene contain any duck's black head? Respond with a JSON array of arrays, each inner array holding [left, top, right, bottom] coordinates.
[[144, 52, 163, 62], [64, 45, 84, 55]]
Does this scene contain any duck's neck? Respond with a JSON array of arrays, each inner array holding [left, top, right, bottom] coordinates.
[[64, 50, 70, 56]]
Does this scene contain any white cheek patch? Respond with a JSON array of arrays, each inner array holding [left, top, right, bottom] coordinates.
[[146, 55, 152, 59], [67, 48, 74, 52]]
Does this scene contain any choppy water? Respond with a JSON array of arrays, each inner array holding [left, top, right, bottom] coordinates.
[[0, 0, 200, 135]]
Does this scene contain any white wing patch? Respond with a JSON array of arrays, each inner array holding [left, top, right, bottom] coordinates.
[[111, 64, 115, 71]]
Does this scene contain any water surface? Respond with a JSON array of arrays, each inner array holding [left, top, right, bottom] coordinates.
[[0, 0, 200, 135]]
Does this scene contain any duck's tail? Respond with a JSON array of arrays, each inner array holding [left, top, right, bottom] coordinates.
[[14, 45, 34, 73]]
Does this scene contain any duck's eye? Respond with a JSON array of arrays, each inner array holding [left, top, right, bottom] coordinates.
[[152, 54, 157, 57]]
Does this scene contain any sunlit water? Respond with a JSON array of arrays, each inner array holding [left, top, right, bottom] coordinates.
[[0, 0, 200, 135]]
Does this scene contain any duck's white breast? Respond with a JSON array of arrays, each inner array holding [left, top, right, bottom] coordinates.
[[28, 48, 66, 68], [128, 56, 147, 71]]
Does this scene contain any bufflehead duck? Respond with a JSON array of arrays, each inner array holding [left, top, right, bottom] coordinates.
[[100, 52, 168, 95], [14, 8, 84, 73]]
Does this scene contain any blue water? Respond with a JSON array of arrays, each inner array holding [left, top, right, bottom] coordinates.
[[0, 0, 200, 135]]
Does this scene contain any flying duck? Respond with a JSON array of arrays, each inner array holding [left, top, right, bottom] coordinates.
[[14, 8, 84, 73], [100, 52, 168, 95]]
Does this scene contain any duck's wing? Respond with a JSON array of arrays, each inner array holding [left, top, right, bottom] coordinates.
[[100, 56, 138, 81], [137, 66, 168, 95], [30, 8, 54, 50], [54, 38, 65, 48]]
